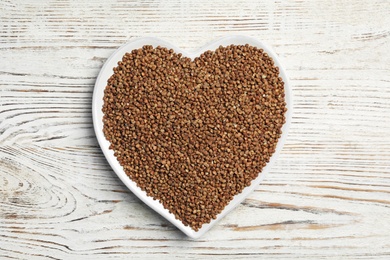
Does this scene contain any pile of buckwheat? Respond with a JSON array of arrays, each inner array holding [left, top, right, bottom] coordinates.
[[102, 44, 287, 231]]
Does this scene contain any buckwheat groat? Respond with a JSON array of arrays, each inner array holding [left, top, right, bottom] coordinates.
[[102, 45, 287, 231]]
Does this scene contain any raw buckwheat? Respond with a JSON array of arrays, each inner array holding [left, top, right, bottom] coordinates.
[[102, 44, 287, 231]]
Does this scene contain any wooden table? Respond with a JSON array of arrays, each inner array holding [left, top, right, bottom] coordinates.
[[1, 0, 390, 259]]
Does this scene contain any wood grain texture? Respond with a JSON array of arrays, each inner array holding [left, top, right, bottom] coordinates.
[[1, 0, 390, 259]]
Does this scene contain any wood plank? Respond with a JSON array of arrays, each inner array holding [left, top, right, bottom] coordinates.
[[1, 0, 390, 258]]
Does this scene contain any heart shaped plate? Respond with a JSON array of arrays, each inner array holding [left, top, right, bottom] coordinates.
[[92, 36, 292, 239]]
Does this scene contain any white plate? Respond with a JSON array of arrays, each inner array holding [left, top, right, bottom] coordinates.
[[92, 36, 292, 239]]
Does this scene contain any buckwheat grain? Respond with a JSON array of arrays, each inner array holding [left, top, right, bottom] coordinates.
[[102, 44, 287, 231]]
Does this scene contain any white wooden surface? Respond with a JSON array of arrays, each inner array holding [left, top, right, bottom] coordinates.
[[1, 0, 390, 259]]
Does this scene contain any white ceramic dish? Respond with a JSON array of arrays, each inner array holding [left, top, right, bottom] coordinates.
[[92, 36, 292, 239]]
